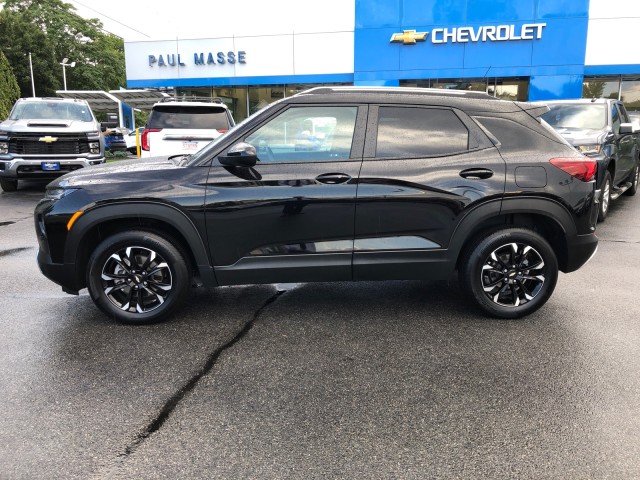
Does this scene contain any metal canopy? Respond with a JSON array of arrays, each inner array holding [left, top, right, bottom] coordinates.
[[108, 89, 170, 110], [56, 89, 170, 112], [55, 90, 121, 112]]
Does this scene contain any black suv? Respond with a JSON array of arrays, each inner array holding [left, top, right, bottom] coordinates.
[[540, 99, 640, 221], [34, 87, 599, 324]]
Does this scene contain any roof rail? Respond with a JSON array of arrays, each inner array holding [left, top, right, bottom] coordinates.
[[160, 96, 224, 104], [295, 86, 496, 100]]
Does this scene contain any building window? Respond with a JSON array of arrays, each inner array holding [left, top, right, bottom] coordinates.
[[582, 77, 620, 100], [620, 78, 640, 112], [400, 77, 529, 101]]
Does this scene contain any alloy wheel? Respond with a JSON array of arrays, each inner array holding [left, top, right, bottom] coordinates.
[[601, 179, 610, 215], [480, 242, 546, 307], [100, 245, 173, 313]]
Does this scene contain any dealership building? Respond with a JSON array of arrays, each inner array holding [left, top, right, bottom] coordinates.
[[123, 0, 640, 121]]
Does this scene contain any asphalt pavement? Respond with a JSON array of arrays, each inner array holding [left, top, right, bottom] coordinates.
[[0, 181, 639, 479]]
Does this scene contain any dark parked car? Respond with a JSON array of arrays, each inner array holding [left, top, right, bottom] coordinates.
[[539, 99, 639, 221], [35, 87, 599, 324], [103, 128, 127, 152]]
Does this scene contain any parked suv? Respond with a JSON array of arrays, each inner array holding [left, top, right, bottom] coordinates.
[[141, 98, 234, 157], [539, 99, 640, 221], [35, 87, 599, 324], [0, 97, 105, 192]]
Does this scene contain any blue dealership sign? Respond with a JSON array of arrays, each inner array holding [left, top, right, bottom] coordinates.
[[354, 0, 590, 99]]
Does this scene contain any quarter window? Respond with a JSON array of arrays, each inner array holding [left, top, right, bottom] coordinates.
[[376, 107, 469, 158], [245, 106, 358, 162]]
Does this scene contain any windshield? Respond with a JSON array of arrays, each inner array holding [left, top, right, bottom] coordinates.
[[10, 101, 94, 122], [541, 104, 607, 130]]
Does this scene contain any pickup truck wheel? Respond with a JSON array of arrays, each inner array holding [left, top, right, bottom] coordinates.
[[625, 163, 639, 196], [87, 230, 190, 324], [0, 178, 18, 192], [598, 171, 612, 222], [460, 228, 558, 319]]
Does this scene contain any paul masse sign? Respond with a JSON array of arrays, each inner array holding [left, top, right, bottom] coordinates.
[[390, 23, 546, 45]]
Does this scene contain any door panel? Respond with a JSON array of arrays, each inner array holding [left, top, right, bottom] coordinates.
[[614, 104, 635, 184], [354, 105, 505, 281], [204, 105, 366, 285]]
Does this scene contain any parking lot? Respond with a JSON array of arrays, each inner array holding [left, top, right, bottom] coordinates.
[[1, 182, 639, 479]]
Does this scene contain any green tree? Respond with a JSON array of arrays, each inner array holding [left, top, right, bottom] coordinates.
[[582, 81, 605, 99], [0, 10, 59, 97], [0, 50, 20, 118], [0, 0, 126, 95]]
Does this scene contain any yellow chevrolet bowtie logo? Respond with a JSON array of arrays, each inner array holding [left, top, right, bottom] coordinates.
[[390, 30, 428, 45], [39, 136, 58, 143]]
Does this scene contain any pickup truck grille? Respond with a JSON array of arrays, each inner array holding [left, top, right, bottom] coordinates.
[[8, 134, 90, 155]]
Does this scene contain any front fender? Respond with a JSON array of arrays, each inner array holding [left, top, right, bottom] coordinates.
[[65, 201, 216, 287]]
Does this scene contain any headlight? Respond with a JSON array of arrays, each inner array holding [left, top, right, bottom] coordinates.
[[89, 142, 100, 154], [0, 141, 8, 154], [45, 187, 79, 200], [576, 144, 602, 154]]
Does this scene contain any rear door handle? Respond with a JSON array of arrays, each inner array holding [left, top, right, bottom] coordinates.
[[459, 168, 494, 179], [315, 173, 352, 184]]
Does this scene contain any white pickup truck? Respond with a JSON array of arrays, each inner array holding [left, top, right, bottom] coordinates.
[[0, 97, 105, 192]]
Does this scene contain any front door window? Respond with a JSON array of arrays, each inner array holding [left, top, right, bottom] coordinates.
[[245, 106, 358, 162]]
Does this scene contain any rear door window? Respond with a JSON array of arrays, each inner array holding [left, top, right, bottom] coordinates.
[[375, 106, 469, 158], [148, 106, 230, 130]]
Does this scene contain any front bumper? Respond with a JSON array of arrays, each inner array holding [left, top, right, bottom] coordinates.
[[36, 248, 80, 295], [0, 156, 105, 179]]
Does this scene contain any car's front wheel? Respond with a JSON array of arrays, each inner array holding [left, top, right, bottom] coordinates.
[[0, 178, 18, 192], [625, 162, 639, 196], [87, 230, 190, 324], [460, 228, 558, 319]]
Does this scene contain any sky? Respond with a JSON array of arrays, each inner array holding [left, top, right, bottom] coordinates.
[[68, 0, 354, 42]]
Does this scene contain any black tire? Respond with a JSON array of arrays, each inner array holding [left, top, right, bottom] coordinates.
[[598, 171, 612, 222], [625, 162, 639, 196], [459, 228, 558, 319], [87, 230, 190, 324], [0, 177, 18, 192]]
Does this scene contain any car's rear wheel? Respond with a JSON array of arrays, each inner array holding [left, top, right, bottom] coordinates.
[[0, 178, 18, 192], [598, 171, 612, 222], [87, 230, 190, 324], [460, 228, 558, 319]]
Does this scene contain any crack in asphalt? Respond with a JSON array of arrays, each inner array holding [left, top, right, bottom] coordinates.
[[599, 239, 640, 244], [0, 247, 32, 258], [0, 221, 16, 227], [117, 289, 286, 460]]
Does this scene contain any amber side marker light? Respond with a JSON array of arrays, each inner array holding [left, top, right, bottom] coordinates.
[[67, 211, 84, 231]]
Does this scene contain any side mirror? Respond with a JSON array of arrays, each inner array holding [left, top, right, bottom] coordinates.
[[619, 122, 634, 135], [219, 142, 257, 167], [99, 123, 107, 132]]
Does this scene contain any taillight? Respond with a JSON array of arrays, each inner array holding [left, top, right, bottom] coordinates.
[[218, 129, 228, 134], [549, 157, 597, 182], [141, 128, 161, 151]]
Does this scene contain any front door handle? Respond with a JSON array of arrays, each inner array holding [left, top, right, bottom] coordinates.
[[459, 168, 494, 179], [315, 173, 352, 184]]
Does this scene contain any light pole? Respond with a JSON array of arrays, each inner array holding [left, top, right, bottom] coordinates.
[[60, 58, 76, 91], [28, 52, 35, 97]]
